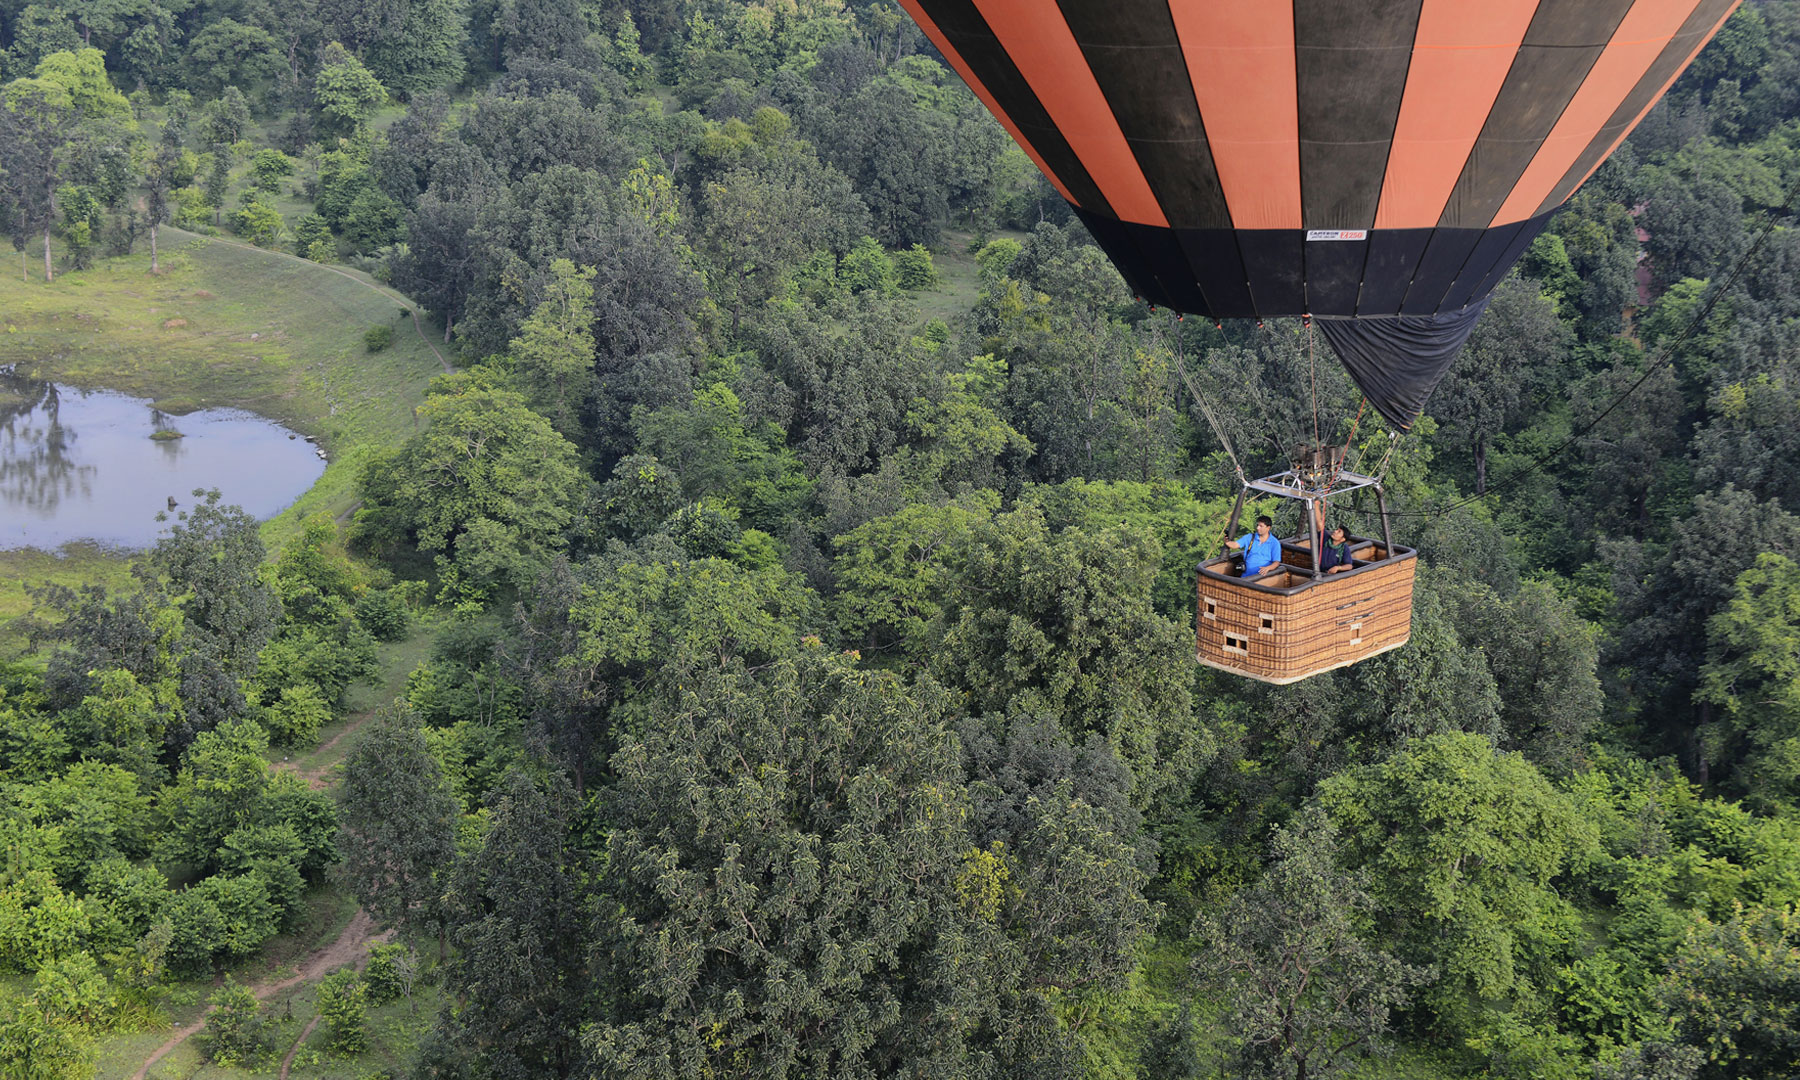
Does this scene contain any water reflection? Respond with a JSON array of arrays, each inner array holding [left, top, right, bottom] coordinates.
[[0, 376, 96, 517], [0, 369, 325, 550]]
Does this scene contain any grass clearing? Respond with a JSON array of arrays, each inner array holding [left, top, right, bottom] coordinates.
[[908, 227, 1024, 329]]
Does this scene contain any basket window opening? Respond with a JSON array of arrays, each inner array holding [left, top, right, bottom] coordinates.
[[1349, 621, 1364, 646], [1223, 632, 1249, 656], [1258, 613, 1274, 634], [1203, 597, 1217, 620]]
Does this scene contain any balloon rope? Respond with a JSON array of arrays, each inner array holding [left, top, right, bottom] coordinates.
[[1170, 312, 1247, 486], [1308, 320, 1321, 448]]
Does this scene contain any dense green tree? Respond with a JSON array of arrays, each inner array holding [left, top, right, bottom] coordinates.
[[313, 41, 385, 137], [1697, 552, 1800, 809], [1320, 733, 1597, 1033], [1195, 809, 1433, 1080], [357, 371, 585, 595], [440, 769, 584, 1078], [588, 646, 1145, 1078], [508, 257, 595, 440], [1665, 903, 1800, 1080], [362, 0, 466, 98], [200, 979, 274, 1067], [335, 706, 459, 946], [1431, 275, 1572, 494], [929, 505, 1209, 809], [316, 968, 369, 1054]]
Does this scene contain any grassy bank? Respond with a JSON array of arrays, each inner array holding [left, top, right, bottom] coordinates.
[[0, 230, 446, 639]]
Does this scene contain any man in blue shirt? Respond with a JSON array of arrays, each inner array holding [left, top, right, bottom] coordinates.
[[1226, 515, 1283, 579]]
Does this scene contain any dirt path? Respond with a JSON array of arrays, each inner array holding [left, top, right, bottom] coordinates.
[[273, 707, 379, 790], [180, 231, 453, 373], [278, 1016, 323, 1080], [131, 910, 394, 1080]]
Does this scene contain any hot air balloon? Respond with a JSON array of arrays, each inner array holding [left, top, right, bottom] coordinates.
[[898, 0, 1739, 682]]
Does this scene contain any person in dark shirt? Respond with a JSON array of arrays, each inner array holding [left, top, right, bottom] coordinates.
[[1317, 521, 1354, 574]]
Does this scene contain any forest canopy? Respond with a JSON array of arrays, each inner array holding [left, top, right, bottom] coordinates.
[[3, 2, 1800, 1079]]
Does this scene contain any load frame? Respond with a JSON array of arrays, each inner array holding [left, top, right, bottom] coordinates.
[[1196, 450, 1416, 684]]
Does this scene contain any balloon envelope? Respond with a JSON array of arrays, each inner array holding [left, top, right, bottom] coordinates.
[[898, 0, 1740, 426]]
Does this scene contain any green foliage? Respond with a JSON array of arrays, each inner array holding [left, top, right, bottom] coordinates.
[[1321, 733, 1598, 1031], [1699, 553, 1800, 810], [363, 943, 418, 1007], [200, 979, 273, 1066], [248, 148, 294, 193], [508, 258, 596, 439], [353, 589, 410, 642], [230, 193, 283, 247], [364, 324, 393, 353], [0, 987, 93, 1080], [30, 49, 130, 121], [840, 234, 896, 294], [894, 243, 940, 288], [314, 42, 387, 137], [0, 871, 91, 973], [335, 706, 459, 939], [316, 968, 369, 1055], [1665, 903, 1800, 1079], [358, 373, 585, 597], [165, 872, 279, 974], [264, 684, 329, 747], [589, 645, 1150, 1077], [1195, 809, 1434, 1080], [929, 505, 1210, 809]]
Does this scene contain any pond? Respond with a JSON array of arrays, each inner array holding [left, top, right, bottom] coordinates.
[[0, 369, 326, 550]]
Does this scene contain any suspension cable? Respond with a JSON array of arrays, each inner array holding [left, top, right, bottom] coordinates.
[[1169, 312, 1248, 485]]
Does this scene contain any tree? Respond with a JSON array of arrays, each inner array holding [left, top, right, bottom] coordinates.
[[202, 142, 231, 226], [1697, 553, 1800, 810], [196, 86, 251, 146], [143, 140, 175, 273], [200, 979, 273, 1066], [587, 645, 1145, 1078], [315, 969, 368, 1055], [441, 770, 584, 1078], [1319, 733, 1597, 1032], [1665, 903, 1800, 1080], [335, 706, 459, 949], [28, 48, 130, 120], [0, 76, 76, 280], [1431, 275, 1571, 494], [508, 257, 595, 440], [362, 0, 467, 97], [313, 42, 386, 138], [357, 373, 586, 596], [1195, 809, 1433, 1080], [929, 505, 1209, 809]]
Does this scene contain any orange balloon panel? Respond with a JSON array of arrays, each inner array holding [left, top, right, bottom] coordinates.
[[899, 0, 1737, 321]]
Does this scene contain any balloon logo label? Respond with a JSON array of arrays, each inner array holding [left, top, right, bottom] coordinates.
[[1305, 230, 1368, 242]]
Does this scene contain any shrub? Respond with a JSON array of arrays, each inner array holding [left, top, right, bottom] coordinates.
[[315, 969, 367, 1055], [364, 325, 393, 353], [293, 213, 332, 257], [264, 685, 330, 747], [363, 943, 418, 1006], [200, 979, 273, 1066], [353, 589, 410, 641], [894, 243, 939, 289], [840, 236, 896, 294]]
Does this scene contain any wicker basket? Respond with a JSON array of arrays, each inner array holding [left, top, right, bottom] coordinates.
[[1196, 538, 1416, 684]]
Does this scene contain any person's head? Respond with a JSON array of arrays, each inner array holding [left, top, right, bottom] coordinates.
[[1254, 515, 1273, 537], [1329, 523, 1346, 543]]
